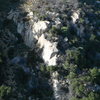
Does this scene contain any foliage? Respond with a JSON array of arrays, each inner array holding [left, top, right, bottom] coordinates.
[[90, 68, 100, 84], [68, 72, 77, 79], [66, 47, 86, 67], [40, 65, 56, 73], [61, 26, 69, 35], [90, 68, 100, 78], [79, 18, 84, 24], [0, 85, 11, 99], [50, 26, 69, 36]]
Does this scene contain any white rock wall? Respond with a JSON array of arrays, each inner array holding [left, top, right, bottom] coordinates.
[[38, 34, 58, 66], [7, 10, 58, 66]]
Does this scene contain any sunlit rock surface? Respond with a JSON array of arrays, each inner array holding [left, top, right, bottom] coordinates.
[[71, 10, 80, 23], [52, 71, 69, 100], [52, 72, 59, 99], [38, 34, 58, 66], [33, 21, 50, 34], [7, 9, 58, 66]]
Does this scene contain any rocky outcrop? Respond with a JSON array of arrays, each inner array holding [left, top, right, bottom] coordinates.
[[7, 8, 59, 66], [71, 10, 80, 23], [6, 1, 81, 99], [52, 71, 69, 100], [38, 34, 58, 66], [1, 0, 100, 100]]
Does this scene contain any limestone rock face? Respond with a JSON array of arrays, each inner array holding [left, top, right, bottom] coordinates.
[[52, 71, 69, 100], [52, 72, 59, 99], [71, 10, 80, 23], [38, 34, 58, 66], [33, 21, 50, 34], [7, 9, 58, 66]]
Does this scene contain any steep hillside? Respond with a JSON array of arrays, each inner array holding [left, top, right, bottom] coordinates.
[[0, 0, 100, 100]]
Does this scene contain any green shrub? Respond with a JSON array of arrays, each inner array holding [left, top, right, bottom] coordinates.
[[71, 97, 79, 100], [0, 85, 11, 99], [68, 72, 77, 79], [75, 84, 85, 96], [46, 66, 56, 72], [66, 48, 81, 65], [90, 34, 96, 41], [90, 68, 99, 78], [61, 26, 69, 34], [81, 92, 100, 100], [79, 18, 84, 23], [90, 68, 100, 84], [50, 26, 69, 36], [50, 26, 59, 34]]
